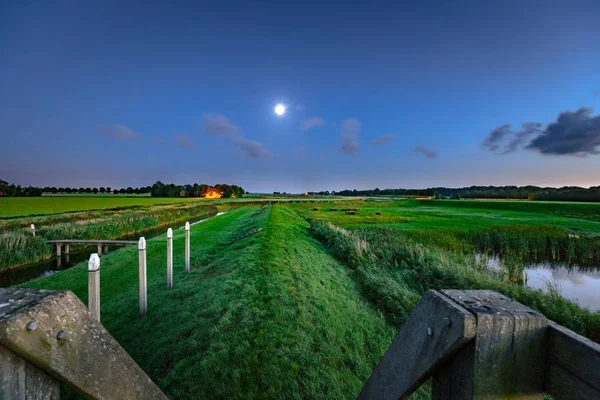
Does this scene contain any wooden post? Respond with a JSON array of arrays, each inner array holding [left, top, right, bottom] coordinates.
[[56, 244, 61, 257], [185, 222, 190, 273], [103, 245, 108, 254], [167, 228, 173, 288], [138, 237, 147, 316], [65, 245, 70, 255], [97, 244, 102, 257], [30, 224, 35, 237], [432, 290, 548, 399], [88, 254, 100, 322]]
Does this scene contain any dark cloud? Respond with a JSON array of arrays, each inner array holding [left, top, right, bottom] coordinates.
[[234, 137, 272, 158], [370, 134, 395, 145], [413, 145, 437, 159], [300, 117, 325, 131], [526, 107, 600, 156], [482, 124, 511, 152], [503, 123, 542, 154], [99, 125, 141, 140], [175, 132, 195, 148], [201, 113, 238, 137], [340, 118, 361, 156]]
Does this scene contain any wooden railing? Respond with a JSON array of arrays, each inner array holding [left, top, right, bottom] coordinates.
[[358, 290, 600, 400]]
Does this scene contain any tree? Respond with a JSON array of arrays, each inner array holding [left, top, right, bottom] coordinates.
[[126, 187, 134, 194], [92, 188, 99, 194], [99, 187, 106, 193], [106, 187, 112, 193]]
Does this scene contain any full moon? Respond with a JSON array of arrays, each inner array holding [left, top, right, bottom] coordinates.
[[274, 104, 286, 116]]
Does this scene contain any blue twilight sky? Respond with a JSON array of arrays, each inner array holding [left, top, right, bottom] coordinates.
[[1, 0, 600, 193]]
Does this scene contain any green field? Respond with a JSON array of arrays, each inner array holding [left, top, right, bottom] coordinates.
[[13, 199, 600, 399], [0, 196, 202, 218]]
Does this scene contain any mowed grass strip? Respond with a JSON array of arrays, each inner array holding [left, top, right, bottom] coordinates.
[[0, 196, 201, 218], [20, 205, 397, 399]]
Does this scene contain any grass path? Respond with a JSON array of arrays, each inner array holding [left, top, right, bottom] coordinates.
[[20, 205, 397, 399]]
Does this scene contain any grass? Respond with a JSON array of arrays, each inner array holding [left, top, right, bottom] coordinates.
[[14, 200, 600, 399], [0, 196, 203, 218], [20, 205, 400, 399], [0, 203, 219, 270]]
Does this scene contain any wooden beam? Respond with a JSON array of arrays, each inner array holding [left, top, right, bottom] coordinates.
[[432, 290, 548, 400], [357, 290, 476, 400], [47, 240, 137, 245], [545, 321, 600, 400]]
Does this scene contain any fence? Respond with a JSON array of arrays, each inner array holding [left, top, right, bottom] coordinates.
[[358, 289, 600, 400]]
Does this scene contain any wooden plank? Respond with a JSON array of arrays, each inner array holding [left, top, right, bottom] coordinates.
[[545, 363, 600, 400], [47, 239, 137, 244], [545, 320, 600, 399], [0, 289, 167, 399], [357, 290, 476, 400], [167, 228, 173, 288], [433, 290, 548, 400], [0, 345, 60, 399]]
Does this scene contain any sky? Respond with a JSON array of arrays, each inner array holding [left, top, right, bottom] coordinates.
[[1, 0, 600, 193]]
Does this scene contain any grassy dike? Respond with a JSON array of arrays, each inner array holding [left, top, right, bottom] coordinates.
[[20, 205, 400, 399]]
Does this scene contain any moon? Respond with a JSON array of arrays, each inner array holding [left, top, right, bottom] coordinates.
[[274, 104, 286, 116]]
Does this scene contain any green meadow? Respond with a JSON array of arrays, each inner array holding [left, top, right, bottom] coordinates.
[[13, 199, 600, 399]]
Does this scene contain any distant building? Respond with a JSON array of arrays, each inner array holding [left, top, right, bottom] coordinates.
[[179, 190, 188, 197]]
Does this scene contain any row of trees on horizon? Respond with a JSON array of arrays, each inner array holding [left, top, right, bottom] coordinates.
[[0, 179, 245, 199], [328, 185, 600, 202]]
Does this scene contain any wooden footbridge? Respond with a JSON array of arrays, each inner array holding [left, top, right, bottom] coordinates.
[[47, 239, 137, 257]]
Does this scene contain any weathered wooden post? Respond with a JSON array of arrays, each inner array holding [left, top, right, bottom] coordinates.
[[88, 253, 100, 321], [30, 224, 35, 237], [185, 222, 190, 273], [56, 244, 61, 257], [97, 244, 102, 256], [138, 237, 147, 316], [167, 228, 173, 288], [65, 244, 70, 255], [103, 244, 109, 254]]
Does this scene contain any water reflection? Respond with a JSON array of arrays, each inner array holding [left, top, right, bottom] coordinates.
[[525, 263, 600, 312]]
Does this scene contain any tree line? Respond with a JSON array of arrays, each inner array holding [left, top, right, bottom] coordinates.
[[0, 178, 244, 198], [150, 181, 245, 198], [332, 185, 600, 202]]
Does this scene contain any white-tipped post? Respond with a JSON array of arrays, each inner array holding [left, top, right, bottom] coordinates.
[[185, 222, 190, 273], [30, 224, 35, 237], [138, 237, 147, 316], [88, 253, 101, 321], [167, 228, 173, 288]]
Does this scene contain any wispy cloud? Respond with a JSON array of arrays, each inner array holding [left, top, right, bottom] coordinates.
[[370, 134, 395, 145], [234, 137, 272, 159], [300, 117, 325, 131], [340, 118, 361, 156], [203, 112, 273, 158], [484, 107, 600, 156], [413, 145, 437, 159], [202, 113, 238, 137], [175, 132, 195, 148], [100, 125, 141, 140]]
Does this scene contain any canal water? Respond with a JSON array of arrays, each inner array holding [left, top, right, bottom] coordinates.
[[0, 212, 226, 287], [477, 254, 600, 312]]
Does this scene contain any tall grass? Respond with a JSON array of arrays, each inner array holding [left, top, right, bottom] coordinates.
[[311, 222, 600, 343], [0, 203, 218, 270]]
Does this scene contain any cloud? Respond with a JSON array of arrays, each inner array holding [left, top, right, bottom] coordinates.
[[526, 107, 600, 156], [234, 137, 272, 158], [340, 118, 361, 156], [482, 124, 512, 152], [413, 145, 437, 159], [300, 117, 325, 131], [152, 137, 170, 144], [370, 134, 395, 145], [175, 133, 195, 148], [100, 125, 141, 140], [201, 113, 238, 137], [485, 107, 600, 156]]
